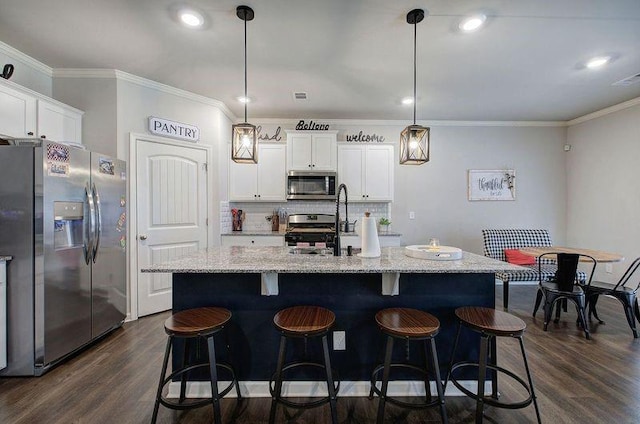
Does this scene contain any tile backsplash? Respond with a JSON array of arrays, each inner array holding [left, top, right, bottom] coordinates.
[[220, 201, 390, 233]]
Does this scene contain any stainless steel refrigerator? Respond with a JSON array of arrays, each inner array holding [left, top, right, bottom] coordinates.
[[0, 141, 127, 376]]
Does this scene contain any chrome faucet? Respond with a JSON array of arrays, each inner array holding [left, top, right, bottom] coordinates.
[[334, 184, 348, 256]]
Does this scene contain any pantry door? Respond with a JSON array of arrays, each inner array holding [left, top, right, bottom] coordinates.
[[135, 136, 208, 317]]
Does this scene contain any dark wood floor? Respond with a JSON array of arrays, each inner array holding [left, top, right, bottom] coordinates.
[[1, 285, 640, 423]]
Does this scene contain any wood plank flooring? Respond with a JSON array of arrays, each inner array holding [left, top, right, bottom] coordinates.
[[1, 285, 640, 423]]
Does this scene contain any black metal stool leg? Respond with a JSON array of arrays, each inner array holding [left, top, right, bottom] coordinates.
[[428, 337, 448, 424], [490, 335, 499, 400], [151, 335, 172, 424], [518, 336, 541, 424], [423, 339, 432, 403], [179, 338, 190, 403], [269, 335, 287, 424], [376, 336, 394, 424], [322, 334, 338, 424], [206, 335, 222, 424], [444, 321, 462, 391], [475, 333, 489, 423]]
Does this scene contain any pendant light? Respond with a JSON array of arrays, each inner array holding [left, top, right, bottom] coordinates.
[[400, 9, 430, 165], [231, 5, 257, 164]]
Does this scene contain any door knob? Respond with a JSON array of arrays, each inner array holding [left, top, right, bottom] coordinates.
[[139, 235, 147, 240]]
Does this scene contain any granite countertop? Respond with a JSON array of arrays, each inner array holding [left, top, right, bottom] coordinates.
[[0, 256, 12, 261], [221, 231, 402, 237], [142, 246, 521, 274]]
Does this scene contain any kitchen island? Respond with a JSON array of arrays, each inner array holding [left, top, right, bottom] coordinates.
[[143, 246, 521, 397]]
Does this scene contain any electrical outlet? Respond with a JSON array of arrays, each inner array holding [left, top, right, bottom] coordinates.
[[409, 211, 415, 220], [333, 331, 346, 350], [606, 263, 613, 273]]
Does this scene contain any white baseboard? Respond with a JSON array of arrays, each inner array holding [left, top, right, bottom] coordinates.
[[167, 380, 491, 398]]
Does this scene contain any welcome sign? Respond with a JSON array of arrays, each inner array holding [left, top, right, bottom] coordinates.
[[149, 117, 200, 142]]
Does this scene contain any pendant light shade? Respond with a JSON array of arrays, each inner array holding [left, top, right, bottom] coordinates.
[[232, 5, 257, 164], [400, 8, 430, 165]]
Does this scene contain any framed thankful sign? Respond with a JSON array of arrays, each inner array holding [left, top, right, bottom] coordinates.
[[468, 169, 516, 201]]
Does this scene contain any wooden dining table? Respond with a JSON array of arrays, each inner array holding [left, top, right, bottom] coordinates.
[[519, 246, 624, 263]]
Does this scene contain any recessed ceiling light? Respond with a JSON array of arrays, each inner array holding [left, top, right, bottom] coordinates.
[[237, 96, 251, 103], [401, 97, 414, 105], [586, 56, 610, 69], [459, 14, 486, 32], [179, 9, 204, 28]]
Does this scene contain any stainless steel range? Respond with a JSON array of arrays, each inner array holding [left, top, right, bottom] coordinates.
[[285, 214, 336, 248]]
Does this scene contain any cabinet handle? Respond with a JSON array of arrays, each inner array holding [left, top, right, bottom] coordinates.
[[27, 131, 34, 136], [139, 235, 147, 240], [40, 135, 46, 139], [254, 194, 257, 198], [308, 164, 312, 168], [258, 194, 261, 198], [312, 164, 315, 167], [251, 240, 255, 244]]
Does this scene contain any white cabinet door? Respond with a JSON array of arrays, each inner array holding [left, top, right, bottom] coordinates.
[[0, 82, 36, 138], [37, 100, 83, 144], [337, 145, 365, 200], [229, 159, 259, 201], [221, 235, 284, 247], [311, 133, 337, 171], [365, 145, 394, 201], [287, 131, 337, 171], [287, 133, 313, 170], [337, 144, 394, 202], [257, 144, 286, 201], [229, 144, 286, 201]]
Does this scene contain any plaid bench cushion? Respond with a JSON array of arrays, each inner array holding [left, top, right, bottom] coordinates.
[[496, 264, 558, 283], [482, 229, 553, 264]]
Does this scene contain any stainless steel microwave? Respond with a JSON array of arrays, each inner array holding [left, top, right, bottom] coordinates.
[[287, 171, 337, 200]]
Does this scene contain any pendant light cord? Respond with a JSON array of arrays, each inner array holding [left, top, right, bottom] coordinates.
[[243, 12, 248, 123], [413, 18, 417, 126]]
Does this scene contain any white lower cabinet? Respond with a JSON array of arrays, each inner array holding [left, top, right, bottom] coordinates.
[[221, 235, 285, 247], [337, 144, 394, 202], [229, 144, 286, 201], [339, 235, 401, 248]]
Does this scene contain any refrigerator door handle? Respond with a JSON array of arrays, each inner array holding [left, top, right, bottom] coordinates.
[[91, 183, 102, 263], [84, 183, 96, 265]]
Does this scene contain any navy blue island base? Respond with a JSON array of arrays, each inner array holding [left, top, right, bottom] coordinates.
[[171, 271, 495, 384]]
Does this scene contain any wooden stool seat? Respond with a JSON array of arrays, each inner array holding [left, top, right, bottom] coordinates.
[[455, 306, 526, 337], [273, 305, 335, 335], [375, 307, 440, 338], [164, 307, 231, 337]]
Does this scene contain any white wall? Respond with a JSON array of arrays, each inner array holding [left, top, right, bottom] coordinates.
[[0, 41, 52, 97], [566, 103, 640, 283], [52, 77, 117, 155], [250, 121, 568, 255]]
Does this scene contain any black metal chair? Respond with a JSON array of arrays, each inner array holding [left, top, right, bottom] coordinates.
[[533, 252, 596, 339], [586, 257, 640, 338]]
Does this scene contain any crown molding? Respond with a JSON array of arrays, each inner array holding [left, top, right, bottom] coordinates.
[[0, 41, 53, 76], [567, 96, 640, 126], [252, 118, 565, 128], [52, 68, 237, 121]]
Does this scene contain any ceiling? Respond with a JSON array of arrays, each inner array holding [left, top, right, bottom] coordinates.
[[1, 0, 639, 122]]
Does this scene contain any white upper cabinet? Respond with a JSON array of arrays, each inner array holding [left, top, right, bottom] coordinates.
[[286, 131, 337, 171], [337, 144, 394, 202], [0, 80, 83, 144], [37, 99, 82, 144], [229, 143, 286, 201], [0, 82, 37, 139]]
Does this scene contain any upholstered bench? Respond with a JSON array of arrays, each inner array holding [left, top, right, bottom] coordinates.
[[482, 229, 557, 310]]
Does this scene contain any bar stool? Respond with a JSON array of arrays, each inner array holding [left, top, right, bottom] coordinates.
[[369, 308, 448, 424], [446, 306, 541, 424], [269, 305, 339, 424], [151, 307, 241, 424]]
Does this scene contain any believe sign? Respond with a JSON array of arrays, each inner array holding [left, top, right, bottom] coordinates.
[[149, 117, 200, 142]]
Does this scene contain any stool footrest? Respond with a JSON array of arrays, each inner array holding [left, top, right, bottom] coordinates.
[[158, 362, 238, 410], [449, 361, 534, 410], [269, 361, 340, 409], [370, 363, 442, 410]]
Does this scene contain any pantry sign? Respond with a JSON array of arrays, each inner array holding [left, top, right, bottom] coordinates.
[[149, 116, 200, 142]]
